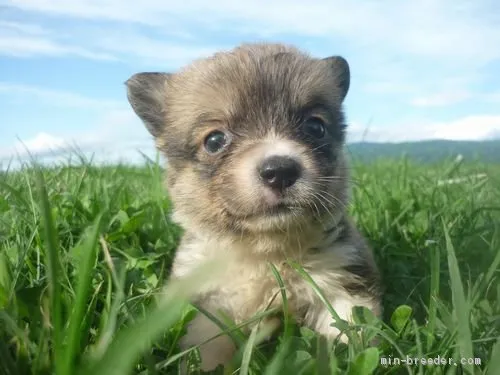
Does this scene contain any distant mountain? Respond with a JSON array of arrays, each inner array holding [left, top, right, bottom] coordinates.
[[345, 139, 500, 164]]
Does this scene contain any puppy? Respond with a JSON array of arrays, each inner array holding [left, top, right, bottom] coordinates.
[[126, 42, 382, 372]]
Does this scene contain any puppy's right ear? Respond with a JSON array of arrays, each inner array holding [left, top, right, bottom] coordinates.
[[125, 72, 171, 138]]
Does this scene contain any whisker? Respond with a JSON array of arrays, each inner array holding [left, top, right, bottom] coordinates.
[[312, 191, 338, 223], [315, 177, 361, 187], [316, 176, 361, 184], [310, 143, 332, 152], [318, 189, 348, 212], [302, 187, 323, 223]]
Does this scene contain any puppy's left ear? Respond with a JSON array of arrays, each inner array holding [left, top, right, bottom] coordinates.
[[125, 72, 171, 138], [323, 56, 350, 101]]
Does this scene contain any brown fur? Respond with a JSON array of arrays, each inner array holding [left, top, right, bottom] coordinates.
[[126, 42, 382, 372]]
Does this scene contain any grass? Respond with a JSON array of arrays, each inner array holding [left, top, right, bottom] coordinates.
[[0, 154, 499, 374]]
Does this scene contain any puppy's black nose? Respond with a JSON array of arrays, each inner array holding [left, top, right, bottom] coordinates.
[[258, 156, 301, 190]]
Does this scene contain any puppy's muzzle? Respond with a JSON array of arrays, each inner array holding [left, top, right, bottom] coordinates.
[[258, 156, 302, 192]]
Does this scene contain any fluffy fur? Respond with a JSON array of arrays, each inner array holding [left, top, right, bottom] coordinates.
[[126, 42, 382, 372]]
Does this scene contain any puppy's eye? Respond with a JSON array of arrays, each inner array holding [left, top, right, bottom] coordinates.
[[204, 130, 230, 154], [302, 117, 326, 139]]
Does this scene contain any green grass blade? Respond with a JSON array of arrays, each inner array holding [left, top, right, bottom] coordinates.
[[34, 166, 64, 374], [316, 336, 330, 375], [442, 220, 474, 372], [268, 262, 292, 339], [264, 337, 292, 375], [92, 266, 127, 358], [239, 324, 259, 375], [471, 237, 500, 308], [84, 297, 188, 375], [347, 347, 379, 375], [80, 257, 225, 375], [287, 261, 351, 339], [147, 308, 278, 373], [0, 338, 17, 375], [61, 214, 103, 374], [412, 319, 424, 375], [486, 336, 500, 375], [0, 311, 36, 353], [427, 243, 440, 352]]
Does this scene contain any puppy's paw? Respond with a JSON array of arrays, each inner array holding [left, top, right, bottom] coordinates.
[[305, 295, 381, 344], [180, 312, 236, 372]]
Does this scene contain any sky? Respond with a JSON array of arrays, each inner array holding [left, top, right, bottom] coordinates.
[[1, 0, 500, 167]]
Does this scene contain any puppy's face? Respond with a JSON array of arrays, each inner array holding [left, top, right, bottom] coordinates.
[[126, 44, 350, 234]]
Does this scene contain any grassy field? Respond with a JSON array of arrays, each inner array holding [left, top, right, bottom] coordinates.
[[1, 155, 499, 375]]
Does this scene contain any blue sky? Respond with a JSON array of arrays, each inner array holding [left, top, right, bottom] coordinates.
[[1, 0, 500, 167]]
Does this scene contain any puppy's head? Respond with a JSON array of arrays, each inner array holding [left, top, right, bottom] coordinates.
[[126, 43, 350, 235]]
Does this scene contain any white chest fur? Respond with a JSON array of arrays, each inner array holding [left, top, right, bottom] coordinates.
[[171, 234, 366, 324], [173, 232, 380, 372]]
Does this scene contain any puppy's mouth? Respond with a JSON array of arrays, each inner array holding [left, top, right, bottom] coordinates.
[[262, 202, 295, 216], [227, 200, 304, 221]]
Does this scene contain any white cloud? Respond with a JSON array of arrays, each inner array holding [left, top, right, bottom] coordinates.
[[410, 88, 500, 108], [0, 125, 155, 164], [347, 124, 434, 143], [431, 115, 500, 141], [0, 18, 116, 60], [1, 0, 499, 157], [76, 108, 150, 146], [0, 20, 49, 35], [362, 81, 414, 95], [0, 83, 153, 163], [347, 115, 500, 143], [0, 132, 157, 170], [0, 82, 123, 109], [17, 132, 66, 152], [4, 0, 500, 64], [0, 132, 67, 160], [410, 90, 472, 107], [92, 32, 222, 66], [0, 35, 116, 60], [3, 0, 498, 108], [484, 92, 500, 103], [0, 105, 153, 160]]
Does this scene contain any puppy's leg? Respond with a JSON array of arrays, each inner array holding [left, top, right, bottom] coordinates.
[[180, 311, 236, 372], [304, 294, 380, 343]]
